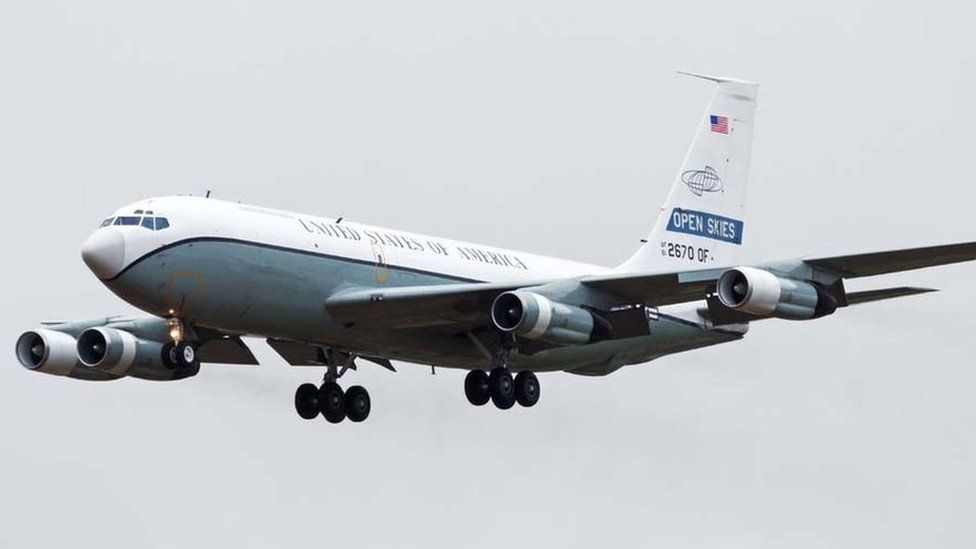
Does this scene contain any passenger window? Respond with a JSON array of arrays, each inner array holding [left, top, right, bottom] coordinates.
[[115, 216, 141, 226], [141, 217, 155, 230], [99, 218, 114, 227], [155, 218, 170, 230]]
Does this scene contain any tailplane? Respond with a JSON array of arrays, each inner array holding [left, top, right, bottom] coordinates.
[[619, 72, 759, 272]]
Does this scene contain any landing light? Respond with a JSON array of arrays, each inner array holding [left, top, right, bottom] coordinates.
[[166, 318, 183, 342]]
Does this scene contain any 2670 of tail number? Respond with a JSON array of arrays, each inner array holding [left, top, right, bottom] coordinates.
[[660, 241, 711, 263]]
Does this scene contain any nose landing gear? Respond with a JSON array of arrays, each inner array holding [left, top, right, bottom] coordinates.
[[161, 341, 200, 370]]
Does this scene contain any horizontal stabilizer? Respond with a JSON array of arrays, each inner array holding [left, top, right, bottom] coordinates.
[[807, 242, 976, 278], [676, 70, 758, 86], [845, 286, 937, 305]]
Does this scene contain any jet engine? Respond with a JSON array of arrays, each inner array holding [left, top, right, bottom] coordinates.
[[16, 329, 82, 377], [15, 329, 119, 381], [491, 291, 611, 346], [76, 327, 198, 381], [716, 267, 837, 320]]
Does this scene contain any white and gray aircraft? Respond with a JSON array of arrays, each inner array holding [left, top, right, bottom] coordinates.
[[15, 73, 976, 423]]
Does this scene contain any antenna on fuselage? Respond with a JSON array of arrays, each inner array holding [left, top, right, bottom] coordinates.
[[205, 190, 212, 198], [336, 216, 344, 224]]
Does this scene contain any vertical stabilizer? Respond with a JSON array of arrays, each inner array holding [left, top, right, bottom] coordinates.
[[619, 73, 759, 272]]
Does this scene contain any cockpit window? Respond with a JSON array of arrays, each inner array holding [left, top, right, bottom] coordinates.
[[114, 216, 141, 226], [103, 214, 169, 230]]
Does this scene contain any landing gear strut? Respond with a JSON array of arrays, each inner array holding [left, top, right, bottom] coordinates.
[[463, 334, 540, 410], [293, 349, 373, 423]]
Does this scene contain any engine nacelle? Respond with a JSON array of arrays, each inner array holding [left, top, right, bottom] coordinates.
[[16, 329, 81, 376], [491, 291, 610, 346], [717, 267, 837, 320], [76, 327, 198, 381], [15, 329, 119, 381]]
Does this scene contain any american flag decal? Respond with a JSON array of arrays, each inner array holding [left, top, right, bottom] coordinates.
[[709, 115, 729, 134]]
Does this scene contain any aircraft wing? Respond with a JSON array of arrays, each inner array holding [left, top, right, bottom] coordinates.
[[325, 282, 541, 330], [325, 268, 725, 330], [805, 241, 976, 278], [325, 242, 975, 331]]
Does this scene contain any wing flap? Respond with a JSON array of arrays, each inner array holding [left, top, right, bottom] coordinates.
[[580, 268, 724, 305], [196, 336, 259, 365]]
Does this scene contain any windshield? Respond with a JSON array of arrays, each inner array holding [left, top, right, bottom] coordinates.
[[101, 215, 171, 231]]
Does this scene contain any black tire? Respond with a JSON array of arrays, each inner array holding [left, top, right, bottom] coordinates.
[[294, 383, 321, 420], [514, 371, 540, 407], [161, 342, 179, 370], [345, 385, 371, 423], [488, 367, 515, 410], [176, 342, 199, 368], [464, 370, 490, 406], [319, 382, 345, 423]]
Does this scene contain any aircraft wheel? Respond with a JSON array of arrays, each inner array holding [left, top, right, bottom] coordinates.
[[489, 367, 516, 410], [161, 342, 179, 369], [175, 342, 199, 368], [294, 383, 321, 420], [514, 371, 540, 407], [319, 382, 346, 423], [464, 370, 490, 406], [345, 385, 371, 423]]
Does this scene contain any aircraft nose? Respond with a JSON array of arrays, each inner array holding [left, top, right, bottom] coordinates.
[[81, 229, 126, 279]]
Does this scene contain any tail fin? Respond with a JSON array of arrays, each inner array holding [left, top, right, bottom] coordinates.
[[619, 72, 759, 272]]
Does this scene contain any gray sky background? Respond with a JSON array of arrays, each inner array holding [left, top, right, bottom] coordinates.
[[2, 1, 974, 547]]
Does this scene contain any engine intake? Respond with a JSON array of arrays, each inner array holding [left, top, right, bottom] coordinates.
[[77, 327, 138, 373], [16, 329, 79, 376], [717, 267, 837, 320], [491, 291, 610, 346], [15, 329, 120, 380]]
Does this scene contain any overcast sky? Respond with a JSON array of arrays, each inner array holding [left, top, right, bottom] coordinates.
[[2, 1, 975, 547]]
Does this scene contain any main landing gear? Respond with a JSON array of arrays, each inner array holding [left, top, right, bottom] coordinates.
[[294, 351, 372, 423], [464, 368, 540, 410], [294, 382, 371, 423]]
